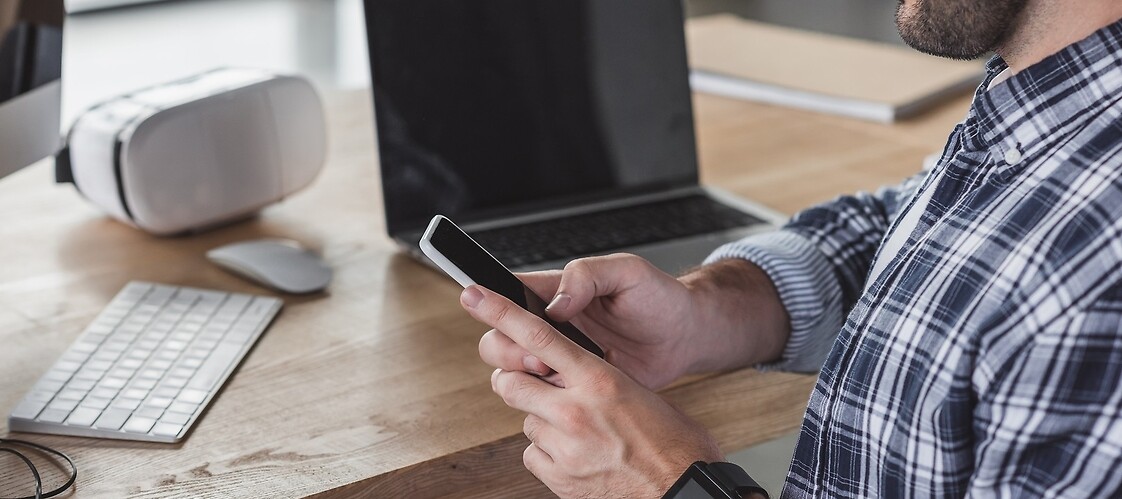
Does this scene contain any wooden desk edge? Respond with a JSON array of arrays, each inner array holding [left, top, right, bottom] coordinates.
[[309, 369, 816, 498]]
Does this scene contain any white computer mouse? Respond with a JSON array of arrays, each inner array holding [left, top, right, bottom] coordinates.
[[206, 238, 332, 294]]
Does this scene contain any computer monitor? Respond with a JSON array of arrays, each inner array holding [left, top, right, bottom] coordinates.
[[0, 0, 62, 180]]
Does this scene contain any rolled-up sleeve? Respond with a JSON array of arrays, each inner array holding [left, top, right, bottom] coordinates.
[[705, 230, 842, 372], [706, 172, 927, 372]]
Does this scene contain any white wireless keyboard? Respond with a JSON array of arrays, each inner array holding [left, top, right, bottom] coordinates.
[[7, 282, 281, 443]]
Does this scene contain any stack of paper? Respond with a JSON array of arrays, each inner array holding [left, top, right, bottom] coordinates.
[[686, 15, 985, 123]]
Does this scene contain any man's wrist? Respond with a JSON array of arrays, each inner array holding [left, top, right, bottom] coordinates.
[[678, 259, 790, 374]]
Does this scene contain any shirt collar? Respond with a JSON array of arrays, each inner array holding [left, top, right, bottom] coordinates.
[[961, 17, 1122, 158]]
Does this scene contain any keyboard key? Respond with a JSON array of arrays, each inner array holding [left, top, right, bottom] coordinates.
[[177, 389, 208, 405], [56, 389, 86, 401], [80, 396, 112, 410], [186, 345, 240, 391], [225, 332, 251, 344], [10, 399, 48, 420], [74, 367, 107, 382], [32, 379, 64, 393], [60, 351, 91, 364], [66, 407, 102, 427], [123, 415, 157, 434], [85, 323, 114, 335], [91, 351, 120, 363], [94, 409, 132, 430], [170, 367, 195, 379], [47, 398, 79, 412], [132, 378, 158, 390], [108, 367, 137, 379], [145, 286, 176, 306], [163, 403, 195, 419], [185, 348, 211, 360], [43, 369, 73, 382], [98, 377, 127, 389], [24, 390, 55, 402], [168, 402, 198, 415], [243, 298, 278, 322], [122, 388, 150, 400], [111, 398, 142, 411], [153, 387, 180, 399], [219, 294, 250, 313], [151, 422, 184, 438], [146, 397, 173, 409], [38, 408, 71, 424], [135, 406, 165, 420], [118, 358, 144, 369], [162, 376, 188, 389], [102, 340, 129, 353], [120, 281, 152, 296], [52, 360, 82, 373], [70, 341, 98, 354], [90, 387, 119, 400], [66, 378, 96, 391]]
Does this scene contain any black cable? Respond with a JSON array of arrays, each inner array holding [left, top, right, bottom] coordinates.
[[0, 439, 76, 499], [0, 448, 41, 499]]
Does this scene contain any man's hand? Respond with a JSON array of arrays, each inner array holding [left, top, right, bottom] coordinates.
[[520, 254, 700, 389], [480, 254, 790, 390], [462, 284, 723, 498]]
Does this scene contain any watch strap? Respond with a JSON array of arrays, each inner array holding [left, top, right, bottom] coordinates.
[[706, 462, 769, 499]]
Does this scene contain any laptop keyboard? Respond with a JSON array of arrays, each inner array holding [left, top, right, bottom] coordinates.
[[470, 194, 764, 268]]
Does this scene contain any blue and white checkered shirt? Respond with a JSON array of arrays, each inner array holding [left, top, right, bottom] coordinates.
[[707, 20, 1122, 498]]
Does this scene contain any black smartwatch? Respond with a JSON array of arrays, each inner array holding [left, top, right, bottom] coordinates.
[[662, 461, 770, 499]]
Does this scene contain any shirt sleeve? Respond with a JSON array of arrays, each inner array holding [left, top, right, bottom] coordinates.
[[705, 172, 927, 372], [968, 280, 1122, 497]]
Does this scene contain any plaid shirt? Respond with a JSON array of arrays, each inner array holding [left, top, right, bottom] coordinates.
[[707, 20, 1122, 498]]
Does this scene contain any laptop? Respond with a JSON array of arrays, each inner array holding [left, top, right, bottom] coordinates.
[[363, 0, 785, 274]]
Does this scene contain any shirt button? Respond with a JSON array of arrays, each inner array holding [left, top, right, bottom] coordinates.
[[1004, 148, 1023, 165]]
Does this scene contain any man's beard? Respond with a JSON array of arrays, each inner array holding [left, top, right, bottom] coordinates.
[[895, 0, 1027, 60]]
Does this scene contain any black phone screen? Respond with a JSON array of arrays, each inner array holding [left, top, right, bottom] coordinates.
[[429, 218, 605, 358]]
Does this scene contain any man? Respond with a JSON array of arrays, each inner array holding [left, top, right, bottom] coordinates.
[[461, 0, 1122, 496]]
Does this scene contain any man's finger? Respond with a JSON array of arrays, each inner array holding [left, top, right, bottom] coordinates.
[[523, 414, 556, 452], [464, 286, 591, 377], [523, 442, 556, 485], [479, 329, 552, 376], [546, 254, 656, 321], [491, 369, 562, 419]]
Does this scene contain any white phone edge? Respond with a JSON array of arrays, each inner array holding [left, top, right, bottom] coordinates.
[[419, 215, 478, 289]]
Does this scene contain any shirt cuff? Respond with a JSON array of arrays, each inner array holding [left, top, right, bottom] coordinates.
[[704, 230, 845, 373]]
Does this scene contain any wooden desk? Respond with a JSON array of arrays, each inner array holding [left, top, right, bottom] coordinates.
[[0, 89, 971, 498]]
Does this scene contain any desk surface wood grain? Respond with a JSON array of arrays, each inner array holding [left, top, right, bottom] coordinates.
[[0, 89, 971, 498]]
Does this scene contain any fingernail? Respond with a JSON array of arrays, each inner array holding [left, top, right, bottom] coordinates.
[[522, 355, 546, 376], [462, 287, 484, 309], [545, 293, 571, 313]]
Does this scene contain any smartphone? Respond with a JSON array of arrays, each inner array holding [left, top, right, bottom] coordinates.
[[420, 215, 605, 358]]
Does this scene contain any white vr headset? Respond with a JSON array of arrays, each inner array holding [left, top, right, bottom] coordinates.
[[56, 68, 327, 235]]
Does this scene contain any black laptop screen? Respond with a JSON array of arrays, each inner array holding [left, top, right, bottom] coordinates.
[[365, 0, 700, 236]]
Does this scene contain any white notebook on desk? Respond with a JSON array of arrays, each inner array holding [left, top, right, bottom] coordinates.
[[686, 15, 985, 123]]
